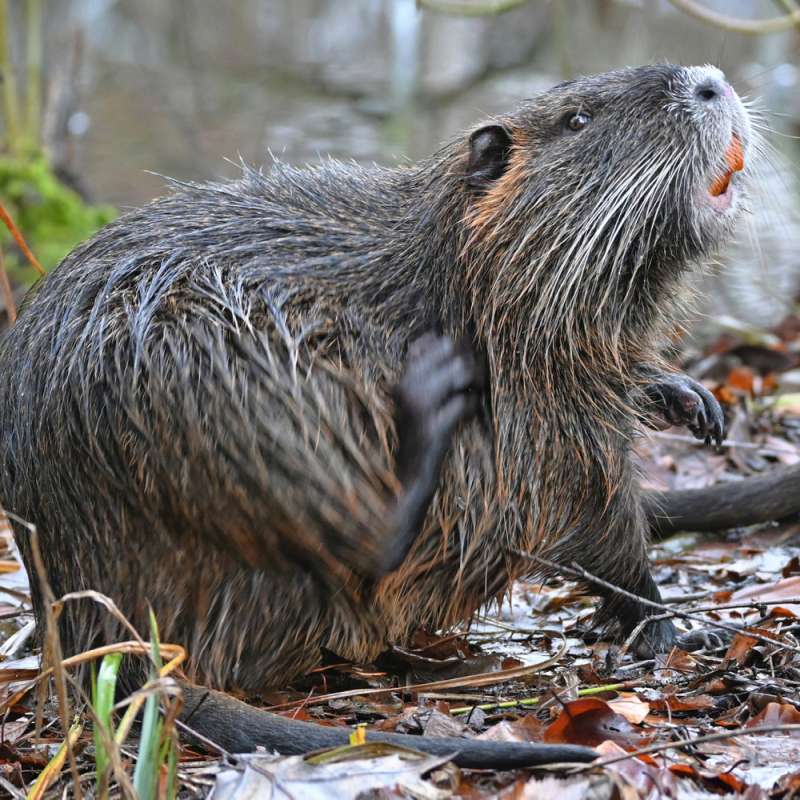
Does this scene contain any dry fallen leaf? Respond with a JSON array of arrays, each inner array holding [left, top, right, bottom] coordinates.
[[544, 698, 644, 748], [650, 693, 715, 714], [594, 740, 672, 795], [607, 693, 650, 725], [745, 702, 800, 735], [729, 577, 800, 618], [725, 628, 781, 666], [475, 715, 546, 744]]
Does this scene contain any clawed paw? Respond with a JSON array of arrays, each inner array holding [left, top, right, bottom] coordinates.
[[382, 334, 483, 575], [645, 374, 725, 448], [395, 334, 482, 487], [677, 627, 732, 652]]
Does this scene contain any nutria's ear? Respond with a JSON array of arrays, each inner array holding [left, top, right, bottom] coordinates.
[[466, 125, 512, 189]]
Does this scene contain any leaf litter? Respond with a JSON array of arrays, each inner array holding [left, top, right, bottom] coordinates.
[[2, 316, 800, 795]]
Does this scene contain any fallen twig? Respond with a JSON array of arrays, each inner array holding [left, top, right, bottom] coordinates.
[[516, 552, 800, 656], [575, 723, 800, 771], [266, 639, 568, 712]]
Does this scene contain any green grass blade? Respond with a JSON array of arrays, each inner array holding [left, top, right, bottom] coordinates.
[[133, 609, 164, 800], [92, 652, 122, 788]]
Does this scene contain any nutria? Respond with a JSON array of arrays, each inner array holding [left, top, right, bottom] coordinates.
[[1, 63, 796, 766]]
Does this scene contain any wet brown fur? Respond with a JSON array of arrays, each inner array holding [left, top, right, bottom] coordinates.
[[0, 65, 753, 694]]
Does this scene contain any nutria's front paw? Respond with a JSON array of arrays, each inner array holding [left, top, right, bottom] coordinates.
[[394, 334, 481, 488], [645, 374, 724, 447], [383, 334, 481, 574]]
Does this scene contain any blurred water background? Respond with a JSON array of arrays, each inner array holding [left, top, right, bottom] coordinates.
[[9, 0, 800, 332]]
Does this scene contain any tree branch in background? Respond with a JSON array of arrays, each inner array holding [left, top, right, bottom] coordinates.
[[667, 0, 800, 34], [25, 0, 43, 148], [773, 0, 800, 19], [0, 0, 21, 151], [416, 0, 531, 16], [418, 0, 800, 32]]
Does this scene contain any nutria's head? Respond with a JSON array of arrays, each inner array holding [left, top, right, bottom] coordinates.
[[458, 64, 753, 356]]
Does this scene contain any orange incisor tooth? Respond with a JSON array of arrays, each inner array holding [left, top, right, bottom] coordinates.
[[709, 135, 744, 197], [726, 134, 744, 172]]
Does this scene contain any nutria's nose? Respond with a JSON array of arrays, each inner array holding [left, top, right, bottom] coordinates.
[[693, 76, 731, 104]]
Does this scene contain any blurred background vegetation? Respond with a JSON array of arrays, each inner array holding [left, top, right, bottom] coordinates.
[[0, 0, 799, 330]]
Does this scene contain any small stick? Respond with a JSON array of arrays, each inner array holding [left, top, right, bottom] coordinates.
[[652, 430, 797, 458], [672, 599, 800, 614], [0, 203, 45, 276], [619, 613, 676, 660], [661, 590, 712, 604], [28, 527, 83, 800], [0, 247, 16, 325], [450, 682, 630, 716], [516, 552, 800, 656], [266, 640, 568, 712]]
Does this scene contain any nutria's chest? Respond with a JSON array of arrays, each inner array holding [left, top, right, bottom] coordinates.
[[461, 372, 638, 525]]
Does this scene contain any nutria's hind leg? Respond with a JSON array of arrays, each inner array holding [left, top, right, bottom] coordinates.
[[597, 567, 677, 657], [383, 335, 481, 574], [552, 494, 677, 657], [585, 538, 733, 657]]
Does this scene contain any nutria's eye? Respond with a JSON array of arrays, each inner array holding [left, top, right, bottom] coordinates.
[[564, 112, 592, 133]]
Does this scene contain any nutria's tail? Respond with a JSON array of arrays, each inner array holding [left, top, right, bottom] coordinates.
[[180, 686, 597, 768], [644, 464, 800, 537]]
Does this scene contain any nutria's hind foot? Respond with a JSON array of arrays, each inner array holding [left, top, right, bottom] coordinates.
[[382, 334, 482, 574], [606, 606, 732, 658], [631, 617, 678, 658], [594, 572, 678, 658], [645, 373, 725, 447], [637, 623, 733, 656], [676, 627, 733, 652]]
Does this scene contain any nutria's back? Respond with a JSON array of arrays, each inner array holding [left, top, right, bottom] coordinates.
[[0, 64, 753, 691]]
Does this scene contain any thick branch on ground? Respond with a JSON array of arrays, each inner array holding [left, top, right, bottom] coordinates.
[[644, 464, 800, 537]]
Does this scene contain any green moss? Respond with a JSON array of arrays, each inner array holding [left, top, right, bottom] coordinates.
[[0, 155, 116, 283]]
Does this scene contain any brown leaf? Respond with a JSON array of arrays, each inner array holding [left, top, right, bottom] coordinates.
[[769, 607, 798, 620], [771, 768, 800, 799], [422, 708, 467, 739], [725, 628, 780, 666], [544, 698, 644, 748], [653, 648, 696, 680], [727, 366, 756, 394], [499, 775, 609, 800], [669, 762, 749, 794], [607, 693, 650, 725], [594, 740, 671, 795], [729, 577, 800, 617], [0, 716, 29, 745], [476, 715, 545, 744], [746, 702, 800, 735], [651, 693, 715, 714], [783, 556, 800, 578]]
